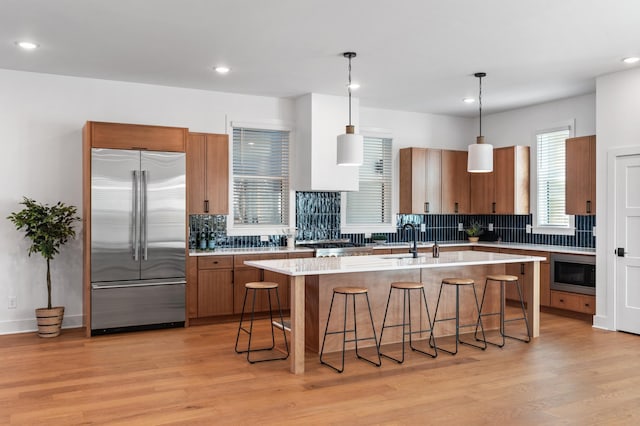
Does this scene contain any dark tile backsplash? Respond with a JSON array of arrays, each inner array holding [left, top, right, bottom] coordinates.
[[190, 192, 595, 249]]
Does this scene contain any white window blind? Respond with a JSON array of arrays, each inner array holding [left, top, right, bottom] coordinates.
[[346, 136, 392, 224], [537, 128, 571, 227], [233, 127, 289, 226]]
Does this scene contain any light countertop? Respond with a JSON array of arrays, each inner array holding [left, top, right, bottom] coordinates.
[[244, 250, 546, 276], [189, 247, 314, 256], [371, 241, 595, 256]]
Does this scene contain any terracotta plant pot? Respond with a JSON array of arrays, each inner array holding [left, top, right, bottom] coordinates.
[[468, 236, 480, 243], [35, 306, 65, 338]]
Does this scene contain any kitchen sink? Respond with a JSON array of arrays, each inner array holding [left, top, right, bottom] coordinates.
[[379, 254, 427, 259]]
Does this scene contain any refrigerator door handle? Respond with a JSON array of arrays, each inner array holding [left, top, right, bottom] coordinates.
[[92, 280, 187, 290], [132, 170, 140, 261], [142, 170, 148, 261]]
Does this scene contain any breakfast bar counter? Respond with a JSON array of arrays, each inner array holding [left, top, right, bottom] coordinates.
[[246, 250, 545, 374]]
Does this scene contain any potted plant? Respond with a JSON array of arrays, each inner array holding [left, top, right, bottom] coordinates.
[[465, 222, 484, 243], [371, 233, 388, 244], [7, 197, 80, 337]]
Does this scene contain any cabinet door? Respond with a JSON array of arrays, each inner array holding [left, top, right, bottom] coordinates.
[[504, 262, 530, 304], [88, 121, 187, 152], [187, 133, 229, 215], [441, 150, 470, 213], [493, 147, 514, 214], [566, 136, 595, 215], [399, 148, 441, 214], [197, 269, 234, 317], [204, 134, 229, 215], [470, 171, 495, 214]]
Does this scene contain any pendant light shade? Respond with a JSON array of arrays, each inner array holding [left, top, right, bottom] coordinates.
[[467, 72, 493, 173], [337, 52, 363, 166]]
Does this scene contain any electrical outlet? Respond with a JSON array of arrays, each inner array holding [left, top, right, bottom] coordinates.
[[458, 223, 464, 231], [488, 223, 494, 231], [8, 296, 17, 309], [526, 224, 532, 234], [420, 224, 426, 232], [260, 235, 269, 242], [592, 226, 597, 237]]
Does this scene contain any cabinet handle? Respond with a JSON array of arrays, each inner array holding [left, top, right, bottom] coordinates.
[[424, 202, 430, 213], [520, 263, 524, 275], [492, 202, 496, 214], [204, 200, 210, 213], [454, 202, 459, 213], [585, 303, 590, 307], [559, 298, 565, 303], [586, 200, 592, 214]]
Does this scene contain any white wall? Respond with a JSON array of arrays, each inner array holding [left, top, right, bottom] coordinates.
[[594, 67, 640, 330], [0, 69, 295, 334], [481, 93, 596, 146], [0, 69, 474, 334]]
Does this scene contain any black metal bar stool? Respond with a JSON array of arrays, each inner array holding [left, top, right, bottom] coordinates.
[[432, 277, 487, 355], [379, 281, 437, 363], [475, 274, 531, 347], [320, 286, 382, 373], [235, 281, 289, 363]]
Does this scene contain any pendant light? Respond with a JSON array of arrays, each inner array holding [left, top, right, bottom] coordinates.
[[337, 52, 363, 166], [467, 72, 493, 173]]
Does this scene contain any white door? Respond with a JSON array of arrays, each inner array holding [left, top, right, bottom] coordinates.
[[615, 154, 640, 334]]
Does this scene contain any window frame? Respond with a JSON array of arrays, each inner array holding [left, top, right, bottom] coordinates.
[[532, 121, 576, 235], [226, 120, 294, 237], [341, 128, 396, 234]]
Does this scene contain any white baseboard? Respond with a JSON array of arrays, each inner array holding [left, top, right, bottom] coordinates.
[[592, 314, 614, 331], [0, 314, 83, 336]]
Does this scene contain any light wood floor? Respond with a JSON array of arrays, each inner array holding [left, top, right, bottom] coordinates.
[[1, 311, 639, 425]]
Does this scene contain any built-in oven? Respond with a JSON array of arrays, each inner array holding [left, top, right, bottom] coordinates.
[[550, 253, 596, 295]]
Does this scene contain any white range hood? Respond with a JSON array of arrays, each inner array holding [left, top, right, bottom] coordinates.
[[293, 93, 360, 191]]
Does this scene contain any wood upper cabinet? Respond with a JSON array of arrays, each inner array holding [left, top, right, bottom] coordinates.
[[399, 148, 442, 214], [86, 121, 187, 152], [470, 146, 530, 214], [187, 133, 229, 215], [441, 150, 470, 213], [565, 135, 596, 215]]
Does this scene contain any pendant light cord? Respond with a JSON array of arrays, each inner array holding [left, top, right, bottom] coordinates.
[[348, 55, 352, 126], [478, 74, 482, 137]]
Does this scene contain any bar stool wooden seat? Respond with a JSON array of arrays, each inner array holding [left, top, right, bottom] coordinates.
[[379, 281, 437, 363], [235, 281, 289, 363], [432, 277, 487, 355], [475, 274, 530, 347], [319, 286, 382, 373]]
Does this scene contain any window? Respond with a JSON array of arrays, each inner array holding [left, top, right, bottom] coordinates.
[[344, 135, 393, 227], [232, 127, 289, 227], [536, 127, 571, 230]]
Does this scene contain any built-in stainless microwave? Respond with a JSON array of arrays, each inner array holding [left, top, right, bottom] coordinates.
[[550, 253, 596, 295]]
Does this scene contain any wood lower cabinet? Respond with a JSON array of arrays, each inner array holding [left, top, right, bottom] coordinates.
[[551, 290, 595, 314], [86, 121, 187, 152], [196, 256, 234, 317], [565, 135, 596, 215], [187, 133, 229, 215]]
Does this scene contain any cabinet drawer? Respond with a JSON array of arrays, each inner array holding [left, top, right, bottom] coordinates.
[[288, 252, 314, 259], [198, 256, 233, 270], [550, 290, 595, 314], [502, 249, 549, 263]]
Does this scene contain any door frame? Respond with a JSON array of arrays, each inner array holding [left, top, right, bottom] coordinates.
[[606, 146, 640, 331]]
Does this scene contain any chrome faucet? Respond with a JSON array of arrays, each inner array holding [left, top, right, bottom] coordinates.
[[402, 223, 418, 258]]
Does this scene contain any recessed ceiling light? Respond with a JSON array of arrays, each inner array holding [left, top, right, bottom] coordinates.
[[463, 97, 475, 103], [347, 82, 360, 90], [16, 41, 39, 50], [214, 66, 230, 74], [622, 57, 640, 64]]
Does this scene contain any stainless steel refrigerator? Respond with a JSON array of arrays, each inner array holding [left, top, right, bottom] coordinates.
[[91, 148, 186, 334]]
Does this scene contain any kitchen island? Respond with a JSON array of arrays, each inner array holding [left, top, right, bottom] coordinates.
[[246, 250, 545, 374]]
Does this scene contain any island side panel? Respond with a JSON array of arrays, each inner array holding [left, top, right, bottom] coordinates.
[[529, 260, 540, 338], [289, 275, 306, 374]]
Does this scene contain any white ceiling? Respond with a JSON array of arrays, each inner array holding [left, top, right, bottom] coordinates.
[[2, 0, 639, 117]]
